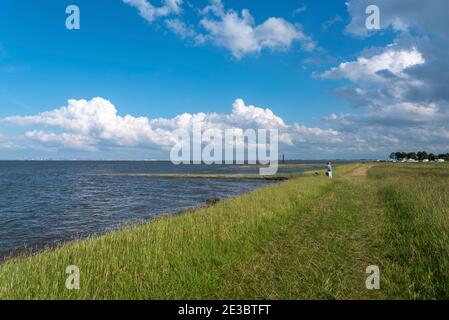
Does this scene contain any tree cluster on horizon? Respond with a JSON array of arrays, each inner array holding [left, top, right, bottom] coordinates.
[[389, 151, 449, 161]]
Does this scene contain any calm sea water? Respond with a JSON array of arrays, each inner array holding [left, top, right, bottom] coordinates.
[[0, 161, 323, 261]]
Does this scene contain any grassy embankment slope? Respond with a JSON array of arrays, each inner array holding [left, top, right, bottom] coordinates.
[[1, 163, 448, 299]]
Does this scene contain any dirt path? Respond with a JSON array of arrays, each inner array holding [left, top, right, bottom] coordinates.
[[216, 168, 385, 299], [351, 166, 369, 177]]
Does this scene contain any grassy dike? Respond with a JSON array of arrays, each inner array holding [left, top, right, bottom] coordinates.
[[1, 163, 449, 299]]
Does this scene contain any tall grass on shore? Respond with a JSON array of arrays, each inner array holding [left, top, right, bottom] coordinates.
[[1, 163, 449, 299], [370, 164, 449, 299], [214, 164, 385, 299], [212, 164, 449, 299], [0, 164, 356, 299]]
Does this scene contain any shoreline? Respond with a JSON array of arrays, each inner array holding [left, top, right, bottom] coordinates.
[[98, 173, 292, 181], [0, 164, 359, 299], [4, 163, 449, 299], [0, 171, 296, 264]]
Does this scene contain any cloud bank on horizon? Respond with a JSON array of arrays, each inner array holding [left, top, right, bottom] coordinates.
[[1, 0, 449, 159], [2, 97, 340, 157]]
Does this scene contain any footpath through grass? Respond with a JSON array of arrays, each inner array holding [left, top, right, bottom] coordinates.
[[214, 165, 385, 299], [1, 163, 449, 299]]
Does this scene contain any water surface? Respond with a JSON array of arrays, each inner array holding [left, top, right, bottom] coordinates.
[[0, 161, 322, 261]]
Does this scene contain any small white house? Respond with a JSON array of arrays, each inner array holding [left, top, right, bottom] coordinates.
[[422, 159, 430, 163], [436, 159, 446, 163]]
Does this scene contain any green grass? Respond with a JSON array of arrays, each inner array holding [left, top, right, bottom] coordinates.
[[371, 164, 449, 299], [1, 163, 449, 299], [214, 166, 384, 299]]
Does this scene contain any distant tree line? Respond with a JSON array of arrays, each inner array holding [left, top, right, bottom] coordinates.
[[389, 151, 449, 161]]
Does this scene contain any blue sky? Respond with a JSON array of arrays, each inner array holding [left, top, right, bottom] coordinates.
[[1, 0, 448, 160]]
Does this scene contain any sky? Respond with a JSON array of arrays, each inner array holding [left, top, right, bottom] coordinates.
[[0, 0, 448, 160]]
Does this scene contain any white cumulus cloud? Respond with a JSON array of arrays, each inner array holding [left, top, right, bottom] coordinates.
[[227, 99, 287, 129], [123, 0, 316, 59], [200, 5, 315, 58], [2, 97, 339, 154], [4, 97, 175, 150], [320, 47, 425, 83]]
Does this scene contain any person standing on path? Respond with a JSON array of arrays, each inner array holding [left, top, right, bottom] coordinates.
[[327, 162, 333, 179]]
